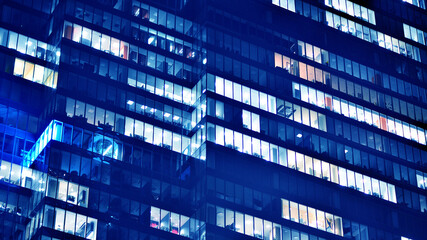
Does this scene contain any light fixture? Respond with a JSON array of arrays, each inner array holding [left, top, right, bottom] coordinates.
[[202, 58, 207, 64], [296, 133, 302, 138], [102, 145, 112, 156], [127, 100, 134, 105], [164, 113, 171, 117], [148, 36, 155, 45], [173, 116, 180, 120]]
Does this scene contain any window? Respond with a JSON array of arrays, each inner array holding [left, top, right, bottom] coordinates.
[[23, 62, 35, 80], [243, 110, 251, 129], [299, 205, 308, 224], [215, 76, 224, 95], [216, 101, 224, 119], [251, 113, 260, 132], [13, 58, 25, 77], [250, 89, 259, 108], [100, 34, 110, 52], [254, 217, 263, 239], [242, 86, 250, 104], [55, 208, 65, 231], [216, 126, 224, 146], [0, 27, 7, 46], [316, 210, 325, 230], [245, 214, 254, 236]]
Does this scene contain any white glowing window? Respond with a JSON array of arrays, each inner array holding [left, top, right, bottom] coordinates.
[[333, 97, 341, 113], [357, 105, 364, 122], [308, 207, 317, 228], [251, 113, 260, 133], [316, 210, 325, 231], [26, 38, 37, 57], [111, 38, 120, 56], [72, 24, 82, 43], [268, 95, 276, 114], [100, 34, 110, 53], [224, 128, 233, 147], [252, 138, 260, 157], [313, 159, 322, 178], [259, 92, 268, 111], [153, 127, 162, 146], [287, 150, 296, 169], [224, 79, 233, 98], [55, 208, 65, 231], [296, 152, 304, 172], [363, 175, 372, 195], [349, 103, 356, 120], [242, 86, 250, 104], [380, 181, 388, 200], [215, 126, 224, 146], [215, 101, 224, 119], [144, 123, 153, 144], [302, 107, 310, 126], [163, 130, 172, 148], [91, 31, 101, 50], [124, 117, 134, 137], [355, 173, 363, 191], [279, 147, 287, 166], [316, 91, 325, 108], [364, 109, 372, 125], [261, 141, 269, 160], [233, 83, 242, 102], [290, 201, 298, 222], [172, 133, 181, 153], [243, 134, 252, 154], [270, 144, 278, 163], [402, 122, 411, 139], [242, 110, 251, 129], [33, 65, 44, 83], [347, 170, 355, 189], [81, 27, 92, 46], [310, 110, 319, 129], [245, 214, 254, 236], [330, 164, 339, 184], [250, 89, 259, 108], [234, 132, 242, 152], [338, 167, 347, 187], [418, 129, 426, 145], [305, 156, 313, 175], [395, 120, 403, 137], [388, 184, 396, 203], [215, 76, 224, 95], [183, 87, 192, 105], [341, 100, 349, 117], [299, 204, 308, 225]]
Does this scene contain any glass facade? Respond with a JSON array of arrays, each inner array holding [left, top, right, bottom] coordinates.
[[0, 0, 425, 240]]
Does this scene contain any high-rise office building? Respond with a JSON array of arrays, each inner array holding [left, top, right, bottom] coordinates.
[[0, 0, 426, 239]]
